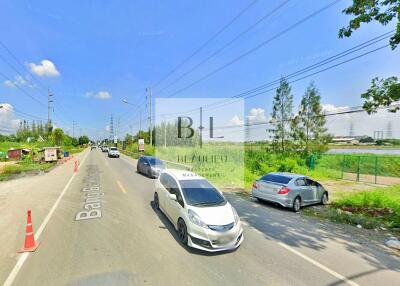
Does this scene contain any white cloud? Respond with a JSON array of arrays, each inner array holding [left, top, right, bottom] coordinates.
[[96, 91, 111, 99], [85, 90, 112, 100], [247, 107, 268, 124], [0, 103, 21, 134], [321, 104, 350, 113], [3, 75, 34, 88], [229, 115, 243, 126], [85, 91, 93, 97], [29, 59, 60, 77]]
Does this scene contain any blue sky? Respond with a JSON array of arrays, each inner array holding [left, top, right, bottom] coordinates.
[[0, 0, 399, 139]]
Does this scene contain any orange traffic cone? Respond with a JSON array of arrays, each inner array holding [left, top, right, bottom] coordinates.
[[18, 210, 40, 252], [74, 160, 78, 173]]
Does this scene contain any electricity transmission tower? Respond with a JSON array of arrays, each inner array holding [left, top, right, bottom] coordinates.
[[386, 121, 393, 139], [349, 121, 355, 137], [109, 114, 114, 142]]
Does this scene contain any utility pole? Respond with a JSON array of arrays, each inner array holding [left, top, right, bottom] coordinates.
[[47, 89, 53, 134], [109, 114, 114, 142], [72, 120, 76, 138], [199, 107, 203, 148], [146, 87, 152, 146]]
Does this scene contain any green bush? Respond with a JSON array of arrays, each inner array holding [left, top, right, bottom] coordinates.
[[277, 157, 299, 172], [333, 185, 400, 228]]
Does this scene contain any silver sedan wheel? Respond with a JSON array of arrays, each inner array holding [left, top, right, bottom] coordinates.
[[321, 193, 328, 205], [293, 197, 301, 212]]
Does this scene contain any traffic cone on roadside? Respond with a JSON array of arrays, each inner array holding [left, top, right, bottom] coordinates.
[[18, 210, 40, 252], [74, 160, 78, 173]]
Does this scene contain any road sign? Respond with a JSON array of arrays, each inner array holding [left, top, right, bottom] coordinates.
[[138, 138, 145, 152], [114, 136, 118, 144]]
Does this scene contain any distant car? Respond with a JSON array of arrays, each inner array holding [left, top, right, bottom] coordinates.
[[137, 156, 165, 178], [101, 146, 108, 152], [108, 147, 119, 158], [154, 169, 243, 252], [251, 172, 328, 212], [90, 145, 96, 150]]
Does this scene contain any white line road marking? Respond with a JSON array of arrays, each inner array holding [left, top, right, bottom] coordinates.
[[3, 151, 90, 286], [277, 242, 360, 286], [240, 221, 360, 286]]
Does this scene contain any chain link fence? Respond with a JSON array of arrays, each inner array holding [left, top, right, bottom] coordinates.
[[311, 153, 400, 185]]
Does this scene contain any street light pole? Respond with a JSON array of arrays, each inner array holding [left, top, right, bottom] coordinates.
[[146, 87, 152, 146], [122, 99, 143, 138]]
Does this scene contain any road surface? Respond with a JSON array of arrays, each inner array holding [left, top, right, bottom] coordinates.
[[0, 149, 399, 285]]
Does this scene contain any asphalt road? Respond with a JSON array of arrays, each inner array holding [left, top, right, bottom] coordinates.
[[1, 150, 399, 286]]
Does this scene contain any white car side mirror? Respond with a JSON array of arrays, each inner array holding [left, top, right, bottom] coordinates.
[[169, 193, 177, 201]]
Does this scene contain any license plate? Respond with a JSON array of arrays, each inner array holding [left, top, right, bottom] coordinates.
[[217, 236, 233, 244]]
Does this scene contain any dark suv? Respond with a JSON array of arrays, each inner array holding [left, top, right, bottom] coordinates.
[[137, 156, 165, 178]]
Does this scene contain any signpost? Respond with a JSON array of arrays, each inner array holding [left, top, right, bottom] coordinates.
[[138, 138, 145, 152]]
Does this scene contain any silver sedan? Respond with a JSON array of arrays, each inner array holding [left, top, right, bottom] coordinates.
[[251, 172, 328, 212]]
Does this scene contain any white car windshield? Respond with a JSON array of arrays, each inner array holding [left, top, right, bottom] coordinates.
[[179, 179, 226, 206]]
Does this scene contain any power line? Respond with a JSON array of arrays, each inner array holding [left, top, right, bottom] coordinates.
[[153, 0, 258, 89], [0, 71, 47, 107], [0, 40, 76, 126], [156, 0, 291, 95], [0, 104, 47, 120], [122, 41, 389, 134], [0, 40, 48, 93], [153, 31, 393, 118], [204, 105, 394, 133], [119, 42, 390, 134], [164, 0, 341, 99], [202, 44, 391, 113]]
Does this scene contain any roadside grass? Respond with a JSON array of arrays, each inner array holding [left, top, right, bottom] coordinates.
[[0, 161, 56, 181], [303, 184, 400, 230], [67, 147, 85, 154]]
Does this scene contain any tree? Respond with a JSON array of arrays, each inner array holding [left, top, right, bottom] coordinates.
[[270, 78, 293, 153], [339, 0, 400, 50], [295, 82, 330, 154], [360, 136, 375, 143], [361, 77, 400, 113], [339, 1, 400, 113], [53, 128, 65, 146], [78, 135, 90, 145]]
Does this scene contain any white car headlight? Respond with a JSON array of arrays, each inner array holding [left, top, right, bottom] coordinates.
[[188, 209, 208, 229], [231, 206, 240, 225]]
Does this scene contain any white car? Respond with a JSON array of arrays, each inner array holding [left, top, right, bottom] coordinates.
[[108, 147, 119, 158], [154, 169, 243, 252]]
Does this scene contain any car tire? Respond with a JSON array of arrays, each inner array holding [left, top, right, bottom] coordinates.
[[147, 170, 152, 177], [177, 219, 188, 245], [154, 193, 160, 210], [320, 192, 328, 205], [292, 197, 301, 212]]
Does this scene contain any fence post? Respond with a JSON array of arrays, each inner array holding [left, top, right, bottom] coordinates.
[[309, 154, 315, 170], [374, 156, 378, 184], [341, 155, 345, 179], [356, 156, 360, 182]]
